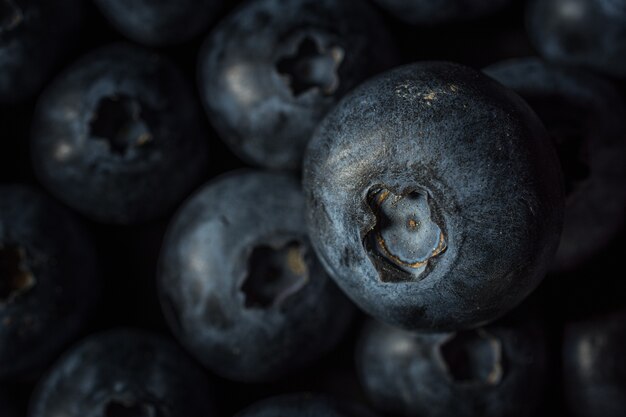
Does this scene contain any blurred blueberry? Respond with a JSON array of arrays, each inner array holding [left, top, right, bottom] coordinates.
[[198, 0, 399, 170], [0, 0, 84, 104], [29, 328, 217, 417], [485, 58, 626, 272], [527, 0, 626, 78], [563, 310, 626, 417], [31, 43, 209, 224], [158, 170, 355, 382], [0, 185, 98, 381], [356, 317, 549, 417], [94, 0, 223, 46], [235, 394, 379, 417], [371, 0, 514, 25]]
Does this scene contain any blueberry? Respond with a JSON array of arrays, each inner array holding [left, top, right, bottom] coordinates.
[[484, 58, 626, 272], [0, 0, 83, 104], [94, 0, 223, 46], [563, 311, 626, 417], [0, 185, 98, 381], [526, 0, 626, 78], [158, 170, 355, 382], [356, 317, 548, 417], [370, 0, 514, 25], [303, 62, 564, 331], [198, 0, 399, 170], [31, 43, 209, 224], [235, 394, 379, 417], [29, 328, 217, 417]]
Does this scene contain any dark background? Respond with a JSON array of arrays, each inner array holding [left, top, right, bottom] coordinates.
[[1, 0, 625, 415]]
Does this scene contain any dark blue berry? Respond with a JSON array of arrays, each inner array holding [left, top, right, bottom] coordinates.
[[235, 394, 379, 417], [158, 170, 355, 382], [563, 310, 626, 417], [29, 329, 218, 417], [370, 0, 514, 25], [0, 0, 84, 104], [303, 62, 564, 331], [484, 58, 626, 272], [31, 43, 209, 224], [198, 0, 399, 170], [527, 0, 626, 78], [356, 317, 549, 417], [0, 185, 98, 381], [94, 0, 223, 46]]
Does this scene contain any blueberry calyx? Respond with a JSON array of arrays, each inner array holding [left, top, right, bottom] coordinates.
[[439, 329, 503, 386], [240, 239, 310, 309], [276, 36, 344, 97], [0, 245, 36, 305], [104, 399, 162, 417], [89, 95, 154, 156], [0, 0, 22, 34], [364, 186, 446, 282]]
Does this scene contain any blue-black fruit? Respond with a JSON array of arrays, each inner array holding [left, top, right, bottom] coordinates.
[[158, 170, 355, 382], [0, 185, 98, 381], [304, 61, 564, 331]]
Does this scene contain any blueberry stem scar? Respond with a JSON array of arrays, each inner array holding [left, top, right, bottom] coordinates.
[[0, 0, 23, 33], [0, 245, 36, 304]]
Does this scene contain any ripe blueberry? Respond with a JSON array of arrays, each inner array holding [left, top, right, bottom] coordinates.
[[303, 62, 564, 331], [526, 0, 626, 78], [0, 0, 83, 104], [31, 43, 209, 224], [356, 317, 549, 417], [563, 311, 626, 417], [158, 170, 355, 382], [485, 58, 626, 272], [0, 185, 98, 381], [235, 394, 379, 417], [198, 0, 399, 170], [29, 329, 217, 417], [94, 0, 223, 46], [370, 0, 514, 25]]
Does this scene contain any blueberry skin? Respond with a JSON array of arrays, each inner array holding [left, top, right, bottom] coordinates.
[[303, 62, 564, 331], [31, 43, 209, 224], [235, 394, 379, 417], [94, 0, 222, 46], [356, 318, 548, 417], [199, 0, 399, 170], [370, 0, 513, 25], [527, 0, 626, 78], [29, 329, 217, 417], [158, 170, 355, 382], [484, 58, 626, 272], [0, 0, 83, 104], [0, 185, 98, 381], [563, 311, 626, 417]]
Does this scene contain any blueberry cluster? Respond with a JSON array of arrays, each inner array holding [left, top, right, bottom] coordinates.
[[1, 0, 625, 416]]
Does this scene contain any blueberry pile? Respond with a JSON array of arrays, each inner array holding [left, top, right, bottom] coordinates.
[[1, 1, 625, 416]]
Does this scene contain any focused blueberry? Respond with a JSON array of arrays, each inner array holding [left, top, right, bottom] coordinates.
[[563, 310, 626, 417], [0, 0, 83, 104], [527, 0, 626, 78], [235, 394, 379, 417], [31, 43, 209, 224], [198, 0, 399, 170], [303, 62, 564, 331], [356, 317, 548, 417], [484, 58, 626, 272], [94, 0, 223, 46], [370, 0, 514, 25], [158, 170, 355, 382], [29, 328, 217, 417], [0, 185, 98, 381]]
